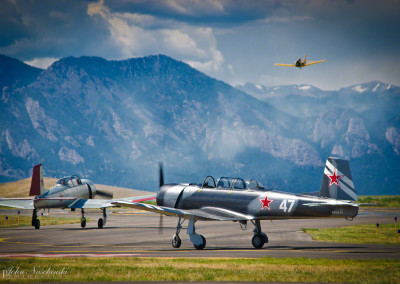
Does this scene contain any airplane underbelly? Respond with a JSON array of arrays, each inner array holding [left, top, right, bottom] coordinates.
[[34, 199, 75, 209]]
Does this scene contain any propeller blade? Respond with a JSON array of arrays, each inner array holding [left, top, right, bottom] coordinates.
[[158, 214, 164, 235], [96, 190, 113, 199], [159, 163, 164, 188]]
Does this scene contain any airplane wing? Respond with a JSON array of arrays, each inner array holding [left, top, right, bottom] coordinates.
[[304, 59, 326, 66], [112, 201, 255, 221], [0, 198, 34, 209], [68, 195, 157, 209], [0, 195, 156, 210], [274, 63, 296, 67]]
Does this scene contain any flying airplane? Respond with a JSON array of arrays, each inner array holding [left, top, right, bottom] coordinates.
[[274, 55, 326, 68], [113, 157, 358, 249], [0, 164, 155, 229]]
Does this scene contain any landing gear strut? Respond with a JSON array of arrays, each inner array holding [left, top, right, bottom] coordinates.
[[32, 209, 40, 229], [187, 216, 206, 250], [81, 209, 86, 228], [172, 218, 183, 248], [98, 208, 107, 229], [251, 220, 268, 249]]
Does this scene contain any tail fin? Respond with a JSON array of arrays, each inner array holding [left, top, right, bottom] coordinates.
[[29, 164, 45, 196], [304, 54, 306, 64], [319, 157, 357, 201]]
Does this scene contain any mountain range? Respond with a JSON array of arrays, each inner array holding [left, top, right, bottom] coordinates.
[[1, 54, 399, 195]]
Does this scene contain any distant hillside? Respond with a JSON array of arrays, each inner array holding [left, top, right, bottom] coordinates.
[[1, 54, 399, 195], [0, 178, 151, 198], [0, 178, 57, 198]]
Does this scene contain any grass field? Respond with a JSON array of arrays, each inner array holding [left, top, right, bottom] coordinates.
[[303, 223, 400, 245], [0, 214, 89, 228], [0, 257, 398, 282], [357, 195, 400, 207]]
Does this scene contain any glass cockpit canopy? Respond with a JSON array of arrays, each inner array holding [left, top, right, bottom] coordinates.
[[56, 175, 82, 187], [201, 176, 265, 191]]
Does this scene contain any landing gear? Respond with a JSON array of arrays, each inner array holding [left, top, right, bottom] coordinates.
[[98, 218, 103, 229], [252, 234, 264, 249], [171, 216, 206, 249], [188, 216, 206, 250], [194, 235, 206, 250], [171, 218, 184, 248], [81, 209, 86, 228], [32, 209, 40, 229], [172, 234, 181, 248], [34, 219, 40, 229], [251, 220, 268, 249], [98, 208, 107, 229]]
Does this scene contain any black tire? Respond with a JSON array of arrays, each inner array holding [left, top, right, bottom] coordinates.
[[252, 234, 265, 249], [194, 235, 206, 250], [172, 234, 181, 248], [81, 218, 86, 228], [34, 219, 40, 230], [32, 218, 36, 227], [98, 218, 104, 229]]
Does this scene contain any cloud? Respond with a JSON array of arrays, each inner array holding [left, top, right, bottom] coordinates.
[[163, 0, 226, 16], [87, 0, 226, 74], [260, 15, 312, 24], [24, 57, 59, 69]]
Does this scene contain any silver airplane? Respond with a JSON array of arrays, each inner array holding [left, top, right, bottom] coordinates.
[[114, 157, 359, 249], [0, 164, 155, 229]]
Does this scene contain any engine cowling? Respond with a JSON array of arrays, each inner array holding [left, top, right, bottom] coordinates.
[[82, 179, 97, 199]]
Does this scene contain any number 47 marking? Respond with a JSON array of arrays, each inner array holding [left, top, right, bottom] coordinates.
[[279, 199, 295, 213]]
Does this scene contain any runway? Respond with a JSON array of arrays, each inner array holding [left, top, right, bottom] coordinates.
[[0, 208, 399, 259]]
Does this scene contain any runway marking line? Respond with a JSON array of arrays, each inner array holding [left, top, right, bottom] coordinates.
[[0, 253, 144, 258]]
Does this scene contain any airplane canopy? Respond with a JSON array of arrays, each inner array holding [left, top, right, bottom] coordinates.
[[56, 175, 82, 187], [202, 176, 265, 191]]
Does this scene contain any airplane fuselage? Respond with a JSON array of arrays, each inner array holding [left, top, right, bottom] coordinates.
[[34, 179, 95, 209], [157, 184, 359, 220]]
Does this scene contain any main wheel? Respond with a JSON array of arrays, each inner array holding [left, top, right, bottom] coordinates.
[[252, 234, 265, 249], [194, 235, 206, 250], [32, 218, 37, 227], [34, 219, 40, 229], [172, 234, 181, 248], [98, 218, 104, 229], [81, 218, 86, 228]]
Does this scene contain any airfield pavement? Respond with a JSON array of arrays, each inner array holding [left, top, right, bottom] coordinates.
[[0, 208, 399, 259]]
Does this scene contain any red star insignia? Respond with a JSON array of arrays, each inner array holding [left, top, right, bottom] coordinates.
[[327, 169, 344, 188], [259, 195, 274, 211]]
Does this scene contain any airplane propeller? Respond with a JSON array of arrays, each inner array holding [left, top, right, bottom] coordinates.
[[159, 163, 164, 187], [158, 162, 164, 234], [96, 190, 113, 199]]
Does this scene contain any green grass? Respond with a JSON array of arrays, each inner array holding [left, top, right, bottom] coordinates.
[[303, 223, 400, 245], [0, 257, 398, 282], [357, 195, 400, 207], [0, 214, 90, 228]]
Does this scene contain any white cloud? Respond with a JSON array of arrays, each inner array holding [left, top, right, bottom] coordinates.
[[163, 0, 226, 16], [87, 0, 226, 75], [260, 15, 312, 24], [24, 57, 59, 69]]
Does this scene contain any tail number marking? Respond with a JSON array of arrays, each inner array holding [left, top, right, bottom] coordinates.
[[279, 199, 295, 213]]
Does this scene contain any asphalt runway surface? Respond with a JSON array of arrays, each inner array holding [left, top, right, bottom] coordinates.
[[0, 208, 399, 259]]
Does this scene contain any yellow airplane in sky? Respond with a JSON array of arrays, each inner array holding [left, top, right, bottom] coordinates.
[[274, 55, 326, 68]]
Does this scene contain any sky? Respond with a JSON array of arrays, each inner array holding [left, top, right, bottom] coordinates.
[[1, 0, 399, 90]]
